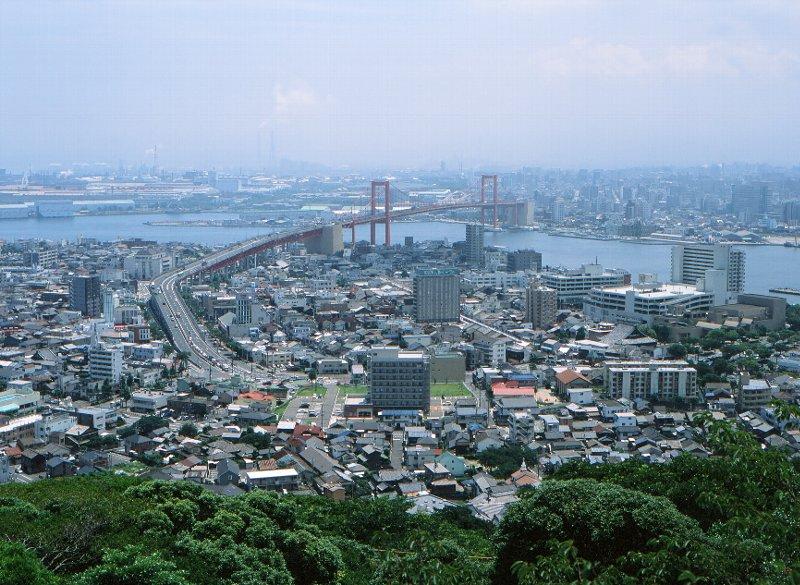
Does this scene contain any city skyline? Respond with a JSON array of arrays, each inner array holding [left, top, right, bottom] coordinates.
[[1, 1, 799, 170]]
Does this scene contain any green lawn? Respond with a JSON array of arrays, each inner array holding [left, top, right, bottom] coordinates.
[[295, 385, 322, 398], [274, 401, 290, 419], [339, 384, 368, 396], [431, 382, 471, 397]]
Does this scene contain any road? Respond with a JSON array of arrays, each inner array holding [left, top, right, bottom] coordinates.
[[150, 229, 312, 381]]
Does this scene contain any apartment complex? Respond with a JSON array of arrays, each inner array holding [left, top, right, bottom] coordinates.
[[413, 268, 460, 323], [70, 274, 102, 317], [671, 243, 745, 295], [88, 344, 123, 383], [507, 249, 542, 272], [604, 361, 698, 402], [465, 224, 485, 267], [368, 347, 431, 413], [525, 285, 557, 329], [540, 264, 629, 305]]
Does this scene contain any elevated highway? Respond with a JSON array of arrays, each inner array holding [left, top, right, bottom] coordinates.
[[149, 196, 527, 380]]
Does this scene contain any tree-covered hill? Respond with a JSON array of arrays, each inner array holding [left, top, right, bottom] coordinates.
[[2, 419, 800, 584]]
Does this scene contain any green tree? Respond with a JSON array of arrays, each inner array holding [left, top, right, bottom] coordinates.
[[667, 343, 688, 358], [76, 546, 189, 585], [0, 542, 57, 585]]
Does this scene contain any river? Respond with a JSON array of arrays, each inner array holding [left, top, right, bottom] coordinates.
[[1, 213, 798, 298]]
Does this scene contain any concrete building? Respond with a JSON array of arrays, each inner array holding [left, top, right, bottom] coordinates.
[[103, 290, 118, 324], [507, 249, 542, 272], [731, 183, 768, 221], [584, 281, 716, 325], [368, 347, 431, 413], [737, 376, 772, 411], [413, 268, 460, 323], [465, 224, 485, 267], [306, 224, 344, 255], [709, 293, 787, 331], [604, 361, 698, 403], [525, 285, 557, 329], [70, 275, 102, 317], [88, 344, 123, 383], [671, 243, 745, 297], [0, 380, 41, 416], [540, 264, 629, 305], [124, 253, 168, 280]]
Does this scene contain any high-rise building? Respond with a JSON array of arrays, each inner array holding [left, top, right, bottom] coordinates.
[[465, 224, 485, 267], [413, 268, 460, 322], [508, 249, 542, 272], [89, 344, 123, 383], [525, 285, 557, 329], [235, 292, 253, 325], [671, 243, 745, 295], [731, 183, 768, 221], [368, 347, 430, 413], [103, 290, 118, 324], [70, 275, 102, 317]]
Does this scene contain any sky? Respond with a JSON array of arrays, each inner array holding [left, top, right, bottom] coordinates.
[[1, 0, 799, 171]]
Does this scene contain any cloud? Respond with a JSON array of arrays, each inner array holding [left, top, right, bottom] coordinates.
[[530, 38, 800, 80], [273, 83, 317, 116]]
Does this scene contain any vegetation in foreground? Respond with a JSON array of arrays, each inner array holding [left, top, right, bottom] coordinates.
[[1, 418, 800, 584]]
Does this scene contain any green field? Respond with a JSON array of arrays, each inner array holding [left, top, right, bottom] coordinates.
[[274, 401, 290, 419], [295, 385, 322, 398], [431, 382, 471, 397], [339, 384, 368, 395]]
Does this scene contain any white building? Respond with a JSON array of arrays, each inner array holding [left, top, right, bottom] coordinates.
[[604, 361, 698, 402], [540, 264, 629, 305], [671, 243, 745, 296], [584, 280, 715, 325], [89, 344, 123, 383]]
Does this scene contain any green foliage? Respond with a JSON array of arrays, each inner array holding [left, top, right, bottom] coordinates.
[[4, 424, 800, 585], [134, 415, 168, 436], [477, 446, 537, 478], [0, 542, 58, 585], [178, 422, 198, 438]]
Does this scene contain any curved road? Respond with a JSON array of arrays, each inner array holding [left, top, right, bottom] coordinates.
[[150, 229, 311, 381]]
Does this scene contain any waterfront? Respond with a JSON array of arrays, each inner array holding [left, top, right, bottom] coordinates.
[[1, 213, 798, 298]]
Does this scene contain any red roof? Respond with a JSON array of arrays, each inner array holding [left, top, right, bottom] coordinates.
[[555, 370, 591, 386], [492, 381, 537, 397]]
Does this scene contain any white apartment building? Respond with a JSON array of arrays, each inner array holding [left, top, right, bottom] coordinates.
[[462, 271, 528, 290], [540, 264, 629, 305], [604, 361, 698, 402], [89, 344, 123, 383], [671, 243, 745, 295], [584, 281, 716, 325]]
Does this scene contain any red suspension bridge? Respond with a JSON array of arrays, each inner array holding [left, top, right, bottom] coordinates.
[[196, 175, 530, 273]]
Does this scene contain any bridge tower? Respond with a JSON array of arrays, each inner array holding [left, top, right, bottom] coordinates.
[[480, 174, 498, 227], [370, 180, 390, 246]]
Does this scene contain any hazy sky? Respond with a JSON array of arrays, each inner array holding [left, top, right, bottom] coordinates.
[[1, 1, 799, 171]]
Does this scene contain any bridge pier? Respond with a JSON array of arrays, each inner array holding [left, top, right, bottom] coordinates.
[[370, 180, 391, 246]]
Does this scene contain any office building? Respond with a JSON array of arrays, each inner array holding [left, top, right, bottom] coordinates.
[[584, 281, 715, 325], [103, 291, 118, 324], [70, 275, 102, 317], [413, 268, 460, 322], [671, 243, 745, 296], [508, 249, 542, 272], [235, 292, 253, 325], [525, 285, 557, 329], [731, 183, 768, 221], [123, 252, 167, 280], [89, 344, 123, 383], [604, 361, 698, 402], [465, 224, 485, 267], [368, 347, 430, 413], [540, 264, 629, 305]]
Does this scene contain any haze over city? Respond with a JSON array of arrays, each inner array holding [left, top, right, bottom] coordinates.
[[2, 0, 800, 170]]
